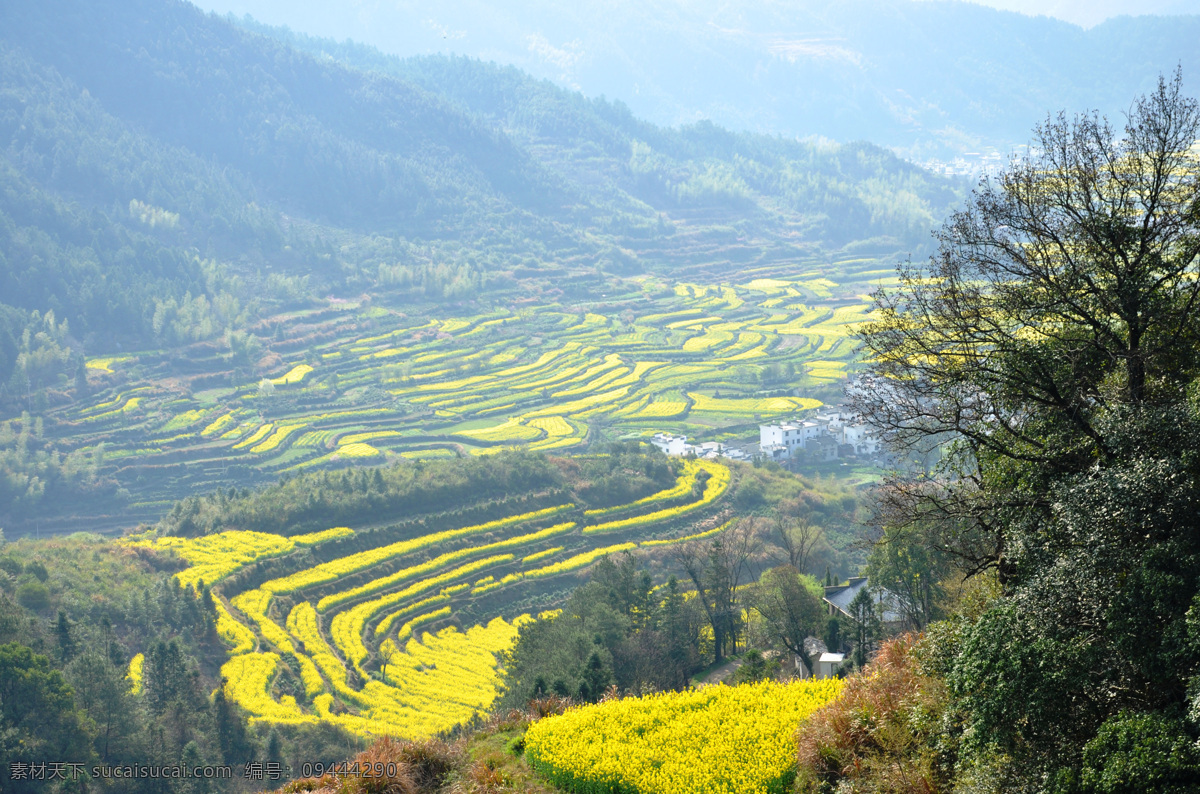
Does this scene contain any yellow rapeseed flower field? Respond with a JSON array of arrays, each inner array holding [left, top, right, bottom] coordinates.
[[689, 394, 821, 415], [130, 450, 743, 741], [251, 423, 305, 454], [584, 460, 731, 534], [232, 423, 273, 450], [583, 459, 703, 517], [85, 355, 131, 372], [200, 411, 237, 437], [394, 606, 452, 642], [639, 519, 733, 547], [453, 418, 542, 442], [220, 653, 315, 725], [523, 543, 637, 579], [215, 600, 257, 653], [271, 363, 314, 385], [336, 441, 383, 458], [126, 527, 352, 589], [260, 504, 572, 596], [316, 522, 575, 611], [525, 678, 844, 794]]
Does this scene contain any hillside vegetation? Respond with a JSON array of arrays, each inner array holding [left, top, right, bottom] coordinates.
[[233, 70, 1200, 794], [9, 4, 1200, 794], [0, 0, 958, 534], [0, 448, 862, 792], [217, 0, 1200, 153], [0, 0, 959, 419]]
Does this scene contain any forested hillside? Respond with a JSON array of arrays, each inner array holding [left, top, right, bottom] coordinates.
[[5, 2, 1200, 792], [0, 0, 961, 404], [203, 0, 1200, 154], [251, 25, 957, 245], [0, 448, 862, 792]]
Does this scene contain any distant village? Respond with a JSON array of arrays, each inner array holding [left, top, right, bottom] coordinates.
[[649, 405, 883, 467], [917, 147, 1017, 179]]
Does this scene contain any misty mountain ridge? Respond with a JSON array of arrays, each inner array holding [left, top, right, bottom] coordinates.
[[206, 0, 1200, 157]]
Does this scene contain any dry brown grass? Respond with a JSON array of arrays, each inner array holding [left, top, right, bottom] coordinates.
[[794, 634, 951, 794], [272, 737, 459, 794], [268, 698, 569, 794]]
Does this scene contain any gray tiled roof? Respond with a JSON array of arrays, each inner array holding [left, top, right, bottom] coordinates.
[[824, 577, 905, 624]]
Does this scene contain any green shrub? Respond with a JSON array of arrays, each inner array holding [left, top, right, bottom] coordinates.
[[1079, 712, 1200, 794], [16, 581, 51, 611], [24, 560, 49, 582]]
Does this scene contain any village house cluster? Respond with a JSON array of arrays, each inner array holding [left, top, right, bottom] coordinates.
[[647, 407, 882, 466], [757, 408, 883, 463], [795, 577, 908, 680]]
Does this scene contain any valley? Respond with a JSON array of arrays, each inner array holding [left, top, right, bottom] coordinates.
[[14, 264, 886, 535]]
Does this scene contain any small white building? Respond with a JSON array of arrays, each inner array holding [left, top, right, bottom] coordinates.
[[817, 652, 845, 680], [840, 423, 882, 456], [812, 411, 845, 431]]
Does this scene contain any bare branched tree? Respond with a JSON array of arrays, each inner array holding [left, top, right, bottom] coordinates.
[[671, 518, 764, 663], [851, 70, 1200, 582], [749, 565, 825, 671], [768, 511, 825, 575]]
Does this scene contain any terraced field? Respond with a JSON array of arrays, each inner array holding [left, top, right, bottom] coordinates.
[[39, 271, 880, 528], [126, 457, 736, 739]]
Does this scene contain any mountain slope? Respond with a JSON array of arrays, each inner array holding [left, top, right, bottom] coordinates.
[[0, 0, 962, 397], [205, 0, 1200, 154], [1, 0, 557, 231]]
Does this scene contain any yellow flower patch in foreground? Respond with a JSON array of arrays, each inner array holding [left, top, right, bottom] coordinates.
[[525, 678, 843, 794]]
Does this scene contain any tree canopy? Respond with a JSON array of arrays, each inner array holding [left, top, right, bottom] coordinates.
[[855, 72, 1200, 784], [855, 70, 1200, 580]]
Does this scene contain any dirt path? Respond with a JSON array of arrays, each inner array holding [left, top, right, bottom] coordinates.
[[698, 657, 743, 686]]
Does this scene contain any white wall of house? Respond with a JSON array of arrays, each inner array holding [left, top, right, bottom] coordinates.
[[760, 422, 821, 451], [651, 433, 689, 456], [817, 652, 845, 679]]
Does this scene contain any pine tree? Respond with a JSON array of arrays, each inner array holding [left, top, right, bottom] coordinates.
[[55, 610, 74, 663], [213, 687, 253, 766], [582, 651, 610, 703], [847, 587, 879, 669]]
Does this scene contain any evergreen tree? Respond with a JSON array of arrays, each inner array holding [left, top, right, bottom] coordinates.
[[0, 643, 94, 792], [54, 610, 73, 663], [823, 616, 842, 654], [846, 587, 880, 669], [582, 651, 610, 703], [66, 650, 138, 762], [213, 687, 253, 766], [266, 726, 284, 768], [145, 639, 191, 715]]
